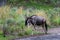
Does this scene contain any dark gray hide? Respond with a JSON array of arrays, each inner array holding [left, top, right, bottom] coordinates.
[[25, 15, 48, 34]]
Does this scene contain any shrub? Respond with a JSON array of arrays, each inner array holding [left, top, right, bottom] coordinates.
[[6, 18, 15, 25], [18, 27, 33, 36], [46, 8, 60, 26], [24, 28, 33, 35]]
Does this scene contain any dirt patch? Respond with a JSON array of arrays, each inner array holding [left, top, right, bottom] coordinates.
[[16, 27, 60, 38], [48, 27, 60, 34], [12, 27, 60, 40]]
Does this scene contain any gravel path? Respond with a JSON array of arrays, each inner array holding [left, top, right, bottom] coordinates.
[[48, 27, 60, 34], [14, 34, 60, 40], [14, 27, 60, 40]]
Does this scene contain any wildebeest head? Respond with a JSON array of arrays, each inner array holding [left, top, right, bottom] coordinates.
[[25, 16, 32, 26], [25, 15, 37, 26]]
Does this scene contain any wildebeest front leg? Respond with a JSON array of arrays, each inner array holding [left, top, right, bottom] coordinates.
[[34, 26, 36, 30], [27, 23, 30, 28], [34, 24, 37, 30]]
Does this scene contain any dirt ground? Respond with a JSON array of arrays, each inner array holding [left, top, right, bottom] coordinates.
[[48, 27, 60, 34], [14, 27, 60, 40], [34, 26, 60, 35]]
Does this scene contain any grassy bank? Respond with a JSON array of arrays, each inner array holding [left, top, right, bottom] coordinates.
[[0, 5, 60, 39]]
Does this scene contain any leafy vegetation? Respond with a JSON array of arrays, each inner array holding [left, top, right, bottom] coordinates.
[[46, 8, 60, 26], [6, 0, 60, 7], [0, 5, 60, 37], [0, 0, 60, 40]]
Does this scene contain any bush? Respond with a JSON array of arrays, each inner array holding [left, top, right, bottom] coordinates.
[[46, 8, 60, 26], [6, 18, 15, 25], [24, 28, 33, 35], [52, 17, 60, 26], [0, 5, 60, 37], [18, 27, 33, 36]]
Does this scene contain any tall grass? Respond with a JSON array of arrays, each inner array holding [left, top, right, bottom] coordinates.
[[0, 5, 60, 38], [46, 8, 60, 26]]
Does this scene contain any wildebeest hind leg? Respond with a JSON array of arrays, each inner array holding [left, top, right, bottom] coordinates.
[[42, 24, 47, 34]]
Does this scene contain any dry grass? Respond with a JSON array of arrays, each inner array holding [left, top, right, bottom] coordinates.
[[0, 5, 59, 25], [0, 5, 60, 38], [16, 6, 23, 14], [0, 5, 10, 19], [35, 10, 50, 25], [0, 5, 59, 26]]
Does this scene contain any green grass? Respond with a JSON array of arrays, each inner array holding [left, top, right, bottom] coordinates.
[[22, 2, 53, 10], [0, 31, 15, 40], [0, 35, 16, 40], [0, 35, 7, 40], [0, 31, 7, 40], [0, 5, 60, 39]]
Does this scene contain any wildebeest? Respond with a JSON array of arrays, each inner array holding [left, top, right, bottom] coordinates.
[[25, 15, 48, 34]]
